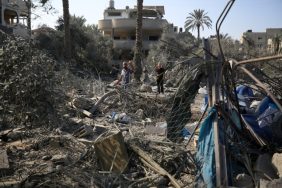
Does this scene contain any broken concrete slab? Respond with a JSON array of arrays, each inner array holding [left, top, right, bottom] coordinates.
[[94, 131, 129, 173], [272, 153, 282, 178], [0, 150, 9, 169]]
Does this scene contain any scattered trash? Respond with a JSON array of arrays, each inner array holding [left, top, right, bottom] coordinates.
[[111, 112, 132, 124]]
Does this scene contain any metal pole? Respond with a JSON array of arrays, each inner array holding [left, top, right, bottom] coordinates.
[[235, 54, 282, 67]]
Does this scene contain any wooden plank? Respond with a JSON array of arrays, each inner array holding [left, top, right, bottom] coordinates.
[[130, 144, 181, 188], [94, 131, 129, 174]]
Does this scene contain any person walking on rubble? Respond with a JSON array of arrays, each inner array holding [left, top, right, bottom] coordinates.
[[116, 60, 134, 89], [155, 63, 166, 94]]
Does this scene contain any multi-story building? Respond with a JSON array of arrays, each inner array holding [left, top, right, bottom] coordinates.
[[0, 0, 29, 37], [240, 28, 282, 53], [98, 0, 172, 61]]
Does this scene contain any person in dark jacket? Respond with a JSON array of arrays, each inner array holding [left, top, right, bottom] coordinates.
[[155, 63, 165, 94]]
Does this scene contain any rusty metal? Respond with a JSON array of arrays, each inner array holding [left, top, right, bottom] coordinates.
[[235, 54, 282, 67], [216, 0, 236, 62]]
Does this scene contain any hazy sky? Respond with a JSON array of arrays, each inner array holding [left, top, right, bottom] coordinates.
[[32, 0, 282, 40]]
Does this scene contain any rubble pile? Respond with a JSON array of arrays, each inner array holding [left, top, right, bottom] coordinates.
[[0, 31, 199, 187]]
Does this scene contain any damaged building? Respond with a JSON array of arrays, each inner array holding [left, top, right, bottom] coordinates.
[[98, 0, 174, 65], [240, 28, 282, 54], [0, 0, 29, 38]]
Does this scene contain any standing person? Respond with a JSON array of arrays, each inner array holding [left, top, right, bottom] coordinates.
[[155, 63, 165, 94], [116, 61, 134, 89]]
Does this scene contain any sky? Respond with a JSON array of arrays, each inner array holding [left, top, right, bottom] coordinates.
[[32, 0, 282, 40]]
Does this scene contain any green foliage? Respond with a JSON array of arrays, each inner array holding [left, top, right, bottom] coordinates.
[[146, 31, 196, 70], [210, 35, 244, 59], [34, 15, 113, 72], [184, 9, 212, 40]]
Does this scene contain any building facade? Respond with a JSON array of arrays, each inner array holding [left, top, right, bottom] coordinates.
[[240, 28, 282, 53], [98, 0, 172, 61], [0, 0, 29, 37]]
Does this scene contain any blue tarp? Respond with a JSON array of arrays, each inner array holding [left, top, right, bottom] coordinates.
[[196, 107, 216, 188]]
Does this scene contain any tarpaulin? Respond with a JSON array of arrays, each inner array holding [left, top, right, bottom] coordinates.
[[195, 107, 216, 188]]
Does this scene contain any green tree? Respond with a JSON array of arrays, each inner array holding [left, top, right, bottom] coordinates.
[[184, 9, 212, 42], [133, 0, 143, 82]]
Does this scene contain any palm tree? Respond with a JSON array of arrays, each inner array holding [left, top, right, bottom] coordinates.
[[62, 0, 71, 61], [184, 9, 212, 42], [133, 0, 143, 82]]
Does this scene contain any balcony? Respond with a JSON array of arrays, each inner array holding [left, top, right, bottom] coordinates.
[[98, 19, 112, 30], [112, 18, 167, 30], [113, 40, 158, 50], [113, 40, 135, 50], [2, 0, 28, 14]]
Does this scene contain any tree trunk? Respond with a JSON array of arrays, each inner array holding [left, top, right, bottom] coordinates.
[[133, 0, 143, 82], [62, 0, 71, 61], [197, 25, 200, 44], [27, 0, 31, 36]]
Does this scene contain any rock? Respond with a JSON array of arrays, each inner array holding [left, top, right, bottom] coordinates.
[[140, 84, 152, 92], [234, 173, 253, 188], [42, 155, 52, 161], [51, 154, 69, 165], [72, 97, 94, 110], [135, 109, 145, 119], [272, 153, 282, 177], [56, 165, 63, 171]]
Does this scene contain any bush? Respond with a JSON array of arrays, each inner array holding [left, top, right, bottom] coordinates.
[[34, 15, 113, 73], [0, 31, 57, 128]]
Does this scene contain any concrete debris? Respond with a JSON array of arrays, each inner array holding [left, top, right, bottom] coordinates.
[[0, 150, 9, 169], [272, 153, 282, 178], [140, 84, 153, 92]]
